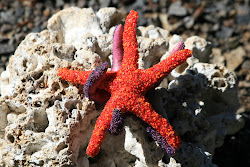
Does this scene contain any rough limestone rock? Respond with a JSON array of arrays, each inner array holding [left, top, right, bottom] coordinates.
[[185, 36, 212, 63], [0, 7, 244, 167], [171, 35, 213, 78]]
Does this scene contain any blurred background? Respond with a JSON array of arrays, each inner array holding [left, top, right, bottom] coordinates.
[[0, 0, 249, 166]]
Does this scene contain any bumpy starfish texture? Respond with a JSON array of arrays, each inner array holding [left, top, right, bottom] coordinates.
[[146, 126, 175, 155], [108, 41, 187, 155], [108, 108, 124, 135], [58, 10, 193, 157], [83, 62, 109, 102]]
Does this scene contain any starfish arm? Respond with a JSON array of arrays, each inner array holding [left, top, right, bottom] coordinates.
[[142, 49, 193, 89], [112, 25, 124, 71], [58, 68, 91, 85], [83, 62, 109, 99], [130, 96, 182, 149], [86, 98, 117, 157], [58, 68, 116, 91], [121, 10, 139, 71]]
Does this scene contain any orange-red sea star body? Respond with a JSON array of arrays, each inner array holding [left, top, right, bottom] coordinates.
[[58, 10, 193, 157]]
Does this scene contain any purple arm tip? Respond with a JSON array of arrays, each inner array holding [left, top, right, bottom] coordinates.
[[146, 126, 176, 156], [170, 42, 185, 55], [108, 108, 124, 135], [83, 62, 109, 101]]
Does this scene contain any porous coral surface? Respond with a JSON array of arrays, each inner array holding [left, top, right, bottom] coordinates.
[[0, 7, 244, 167]]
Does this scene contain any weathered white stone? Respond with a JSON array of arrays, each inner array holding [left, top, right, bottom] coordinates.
[[185, 36, 212, 63], [137, 36, 168, 69], [138, 25, 170, 40], [0, 7, 244, 167], [96, 7, 123, 33], [48, 7, 103, 45], [171, 36, 212, 78]]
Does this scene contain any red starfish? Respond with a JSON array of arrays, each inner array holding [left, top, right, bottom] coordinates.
[[58, 10, 193, 157]]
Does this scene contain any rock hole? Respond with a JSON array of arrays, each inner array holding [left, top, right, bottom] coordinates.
[[224, 73, 230, 78], [33, 101, 42, 107], [33, 109, 49, 132], [48, 99, 55, 107], [42, 50, 47, 54], [61, 79, 69, 87], [39, 82, 45, 88], [52, 82, 60, 92], [54, 48, 58, 54], [23, 59, 27, 68], [7, 134, 15, 143], [162, 155, 171, 164], [56, 142, 68, 153], [214, 66, 219, 70], [29, 90, 35, 94], [65, 100, 81, 113], [32, 71, 43, 80], [55, 94, 63, 101], [27, 96, 32, 103], [61, 90, 66, 95], [40, 160, 45, 166], [128, 159, 136, 166], [211, 72, 222, 78], [136, 28, 141, 36], [213, 79, 226, 88], [32, 37, 37, 42]]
